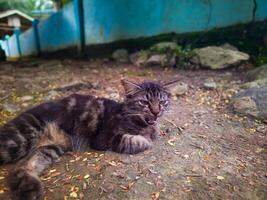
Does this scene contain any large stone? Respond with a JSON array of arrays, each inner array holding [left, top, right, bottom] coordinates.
[[150, 42, 178, 52], [145, 54, 176, 67], [170, 82, 189, 96], [130, 51, 149, 66], [145, 54, 168, 66], [240, 78, 267, 89], [231, 86, 267, 122], [247, 64, 267, 81], [111, 49, 129, 62], [193, 46, 249, 69], [203, 79, 217, 90], [220, 43, 238, 51]]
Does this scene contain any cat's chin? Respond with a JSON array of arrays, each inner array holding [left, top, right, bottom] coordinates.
[[144, 118, 158, 126]]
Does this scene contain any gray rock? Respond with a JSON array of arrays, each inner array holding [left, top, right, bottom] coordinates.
[[231, 86, 267, 122], [145, 54, 167, 66], [111, 49, 129, 62], [193, 46, 249, 69], [150, 42, 178, 52], [145, 54, 175, 67], [240, 78, 267, 89], [220, 43, 238, 51], [247, 64, 267, 81], [170, 82, 189, 96], [2, 103, 20, 113], [130, 51, 149, 66], [203, 80, 217, 89], [21, 95, 34, 102]]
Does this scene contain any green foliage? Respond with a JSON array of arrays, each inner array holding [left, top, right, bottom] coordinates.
[[254, 47, 267, 66], [254, 54, 267, 66], [0, 0, 37, 16], [174, 45, 193, 65], [0, 0, 71, 16]]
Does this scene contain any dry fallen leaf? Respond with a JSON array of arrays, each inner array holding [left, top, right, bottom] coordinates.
[[49, 169, 56, 174], [69, 191, 78, 198], [217, 176, 225, 180], [167, 139, 175, 146], [107, 161, 118, 166], [151, 192, 160, 200], [84, 174, 90, 179]]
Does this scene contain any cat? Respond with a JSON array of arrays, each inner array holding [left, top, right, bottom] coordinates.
[[0, 79, 175, 200]]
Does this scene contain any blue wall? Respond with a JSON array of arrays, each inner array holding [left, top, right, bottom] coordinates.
[[38, 2, 78, 52], [83, 0, 261, 45], [20, 28, 37, 56], [1, 0, 267, 58], [8, 34, 19, 58]]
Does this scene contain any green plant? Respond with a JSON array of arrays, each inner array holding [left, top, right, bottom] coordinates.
[[254, 47, 267, 66], [174, 45, 194, 66]]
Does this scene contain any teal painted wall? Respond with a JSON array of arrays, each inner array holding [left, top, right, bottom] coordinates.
[[1, 0, 267, 58], [256, 0, 267, 20], [38, 2, 78, 52], [84, 0, 259, 44], [20, 28, 37, 56], [8, 34, 19, 58]]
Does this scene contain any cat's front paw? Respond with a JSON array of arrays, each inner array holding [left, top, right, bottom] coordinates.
[[8, 169, 43, 200], [119, 134, 152, 154]]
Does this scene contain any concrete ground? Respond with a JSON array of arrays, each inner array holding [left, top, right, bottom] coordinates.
[[0, 59, 266, 200]]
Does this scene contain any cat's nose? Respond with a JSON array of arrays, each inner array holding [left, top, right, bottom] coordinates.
[[150, 107, 160, 117]]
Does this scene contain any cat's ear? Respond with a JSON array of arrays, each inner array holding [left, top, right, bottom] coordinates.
[[121, 79, 142, 95], [162, 79, 180, 90]]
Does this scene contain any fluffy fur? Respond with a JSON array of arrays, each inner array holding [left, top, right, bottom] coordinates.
[[0, 79, 174, 200]]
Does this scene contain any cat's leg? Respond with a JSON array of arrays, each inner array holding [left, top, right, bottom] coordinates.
[[112, 134, 152, 154], [8, 144, 69, 200]]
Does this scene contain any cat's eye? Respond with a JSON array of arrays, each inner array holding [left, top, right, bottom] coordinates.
[[138, 100, 149, 106], [160, 100, 168, 106]]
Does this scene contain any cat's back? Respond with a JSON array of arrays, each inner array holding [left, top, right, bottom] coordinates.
[[59, 94, 121, 133]]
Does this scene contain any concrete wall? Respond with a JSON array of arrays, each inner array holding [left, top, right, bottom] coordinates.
[[8, 34, 19, 58], [20, 28, 38, 56], [1, 0, 267, 58], [83, 0, 265, 45], [38, 2, 78, 52]]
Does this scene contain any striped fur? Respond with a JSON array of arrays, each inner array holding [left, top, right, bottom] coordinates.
[[0, 80, 172, 200]]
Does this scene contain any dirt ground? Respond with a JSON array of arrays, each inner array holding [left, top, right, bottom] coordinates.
[[0, 59, 266, 200]]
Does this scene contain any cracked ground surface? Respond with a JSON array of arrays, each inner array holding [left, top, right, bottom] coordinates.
[[0, 59, 266, 200]]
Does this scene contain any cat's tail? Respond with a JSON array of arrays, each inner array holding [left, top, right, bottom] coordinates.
[[0, 113, 43, 165]]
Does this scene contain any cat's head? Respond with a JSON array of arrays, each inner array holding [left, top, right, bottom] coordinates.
[[121, 79, 177, 126]]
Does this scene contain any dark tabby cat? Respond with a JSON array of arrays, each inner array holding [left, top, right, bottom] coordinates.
[[0, 79, 175, 200]]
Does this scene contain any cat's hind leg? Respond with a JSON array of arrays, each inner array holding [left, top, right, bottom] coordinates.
[[112, 134, 152, 154], [8, 144, 68, 200], [8, 123, 72, 200]]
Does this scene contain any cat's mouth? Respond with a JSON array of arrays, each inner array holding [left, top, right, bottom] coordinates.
[[145, 117, 157, 126]]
